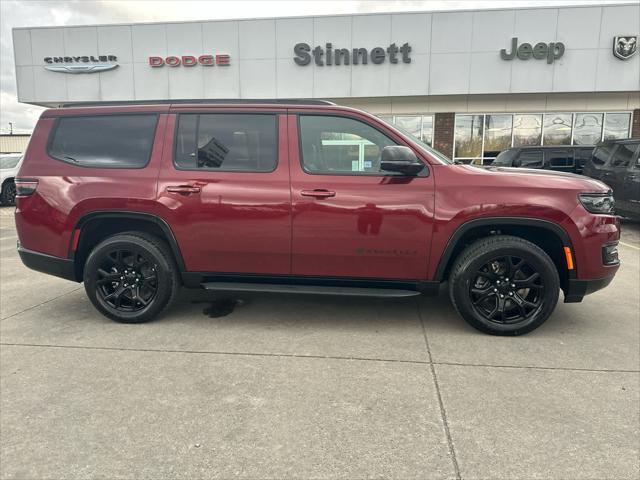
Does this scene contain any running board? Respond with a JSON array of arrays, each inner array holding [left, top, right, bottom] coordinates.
[[200, 282, 421, 297]]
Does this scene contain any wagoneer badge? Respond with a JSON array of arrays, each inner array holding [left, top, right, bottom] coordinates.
[[613, 35, 638, 60], [43, 55, 118, 73]]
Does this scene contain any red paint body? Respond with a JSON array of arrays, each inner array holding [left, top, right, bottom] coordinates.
[[15, 103, 619, 289]]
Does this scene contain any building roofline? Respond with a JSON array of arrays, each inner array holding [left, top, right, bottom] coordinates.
[[11, 1, 638, 31]]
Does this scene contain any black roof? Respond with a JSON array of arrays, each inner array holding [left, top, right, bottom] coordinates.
[[61, 99, 336, 108], [596, 138, 640, 146]]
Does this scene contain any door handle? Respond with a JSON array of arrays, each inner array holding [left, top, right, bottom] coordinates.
[[300, 189, 336, 198], [166, 185, 201, 195]]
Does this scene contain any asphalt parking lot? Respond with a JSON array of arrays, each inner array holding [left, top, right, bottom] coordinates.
[[0, 206, 638, 479]]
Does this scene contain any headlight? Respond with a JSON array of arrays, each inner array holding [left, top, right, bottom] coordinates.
[[579, 193, 615, 214]]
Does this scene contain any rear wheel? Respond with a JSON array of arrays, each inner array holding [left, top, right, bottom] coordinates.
[[83, 232, 179, 323], [1, 181, 16, 206], [449, 235, 560, 335]]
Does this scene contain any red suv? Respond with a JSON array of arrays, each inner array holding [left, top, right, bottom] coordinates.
[[14, 100, 620, 335]]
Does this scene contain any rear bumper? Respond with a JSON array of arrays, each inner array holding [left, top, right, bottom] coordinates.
[[563, 275, 615, 303], [18, 246, 77, 282]]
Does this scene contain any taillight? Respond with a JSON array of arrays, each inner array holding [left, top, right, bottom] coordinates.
[[15, 178, 38, 196]]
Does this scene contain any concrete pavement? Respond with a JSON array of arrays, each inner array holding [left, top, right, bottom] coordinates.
[[1, 206, 638, 479]]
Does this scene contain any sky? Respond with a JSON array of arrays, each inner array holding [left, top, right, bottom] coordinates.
[[0, 0, 630, 134]]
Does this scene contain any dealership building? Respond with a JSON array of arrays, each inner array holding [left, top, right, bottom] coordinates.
[[11, 2, 640, 163]]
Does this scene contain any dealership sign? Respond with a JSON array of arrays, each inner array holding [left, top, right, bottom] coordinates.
[[293, 42, 411, 66], [43, 55, 118, 73], [500, 38, 565, 64], [148, 55, 230, 67]]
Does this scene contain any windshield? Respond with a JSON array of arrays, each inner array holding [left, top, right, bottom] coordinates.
[[378, 117, 453, 164], [492, 150, 514, 166], [0, 155, 21, 169]]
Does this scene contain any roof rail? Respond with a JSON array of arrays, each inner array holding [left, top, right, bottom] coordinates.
[[60, 99, 336, 108]]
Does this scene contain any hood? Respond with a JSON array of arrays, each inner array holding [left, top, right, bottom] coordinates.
[[468, 165, 610, 193]]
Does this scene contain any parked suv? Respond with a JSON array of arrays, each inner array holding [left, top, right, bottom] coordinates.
[[492, 145, 594, 174], [0, 153, 23, 205], [582, 139, 640, 221], [14, 101, 620, 335]]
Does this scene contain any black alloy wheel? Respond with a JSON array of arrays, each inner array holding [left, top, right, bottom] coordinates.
[[449, 235, 560, 336], [470, 255, 544, 324], [1, 181, 16, 206], [95, 248, 158, 313], [83, 232, 179, 323]]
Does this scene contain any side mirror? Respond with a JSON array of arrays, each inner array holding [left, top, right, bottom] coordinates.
[[380, 146, 424, 175]]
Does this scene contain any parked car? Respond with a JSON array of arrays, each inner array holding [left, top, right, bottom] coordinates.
[[492, 145, 595, 174], [14, 100, 620, 335], [582, 139, 640, 221], [0, 153, 23, 205]]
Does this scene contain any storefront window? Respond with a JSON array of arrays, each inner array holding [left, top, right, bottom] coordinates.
[[454, 115, 483, 160], [421, 116, 433, 146], [603, 113, 631, 141], [513, 114, 542, 147], [379, 115, 434, 147], [543, 113, 572, 145], [573, 113, 603, 145], [483, 114, 512, 159], [394, 116, 422, 138]]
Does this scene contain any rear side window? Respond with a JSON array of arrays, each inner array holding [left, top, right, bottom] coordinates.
[[49, 115, 158, 168], [544, 149, 574, 168], [515, 149, 543, 168], [174, 114, 277, 172]]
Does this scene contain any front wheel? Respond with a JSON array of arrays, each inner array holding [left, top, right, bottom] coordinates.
[[83, 232, 179, 323], [449, 235, 560, 336]]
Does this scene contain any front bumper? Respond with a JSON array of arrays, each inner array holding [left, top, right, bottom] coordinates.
[[18, 246, 77, 282], [563, 275, 615, 303]]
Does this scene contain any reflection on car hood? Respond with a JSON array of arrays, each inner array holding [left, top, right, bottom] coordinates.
[[468, 165, 611, 192]]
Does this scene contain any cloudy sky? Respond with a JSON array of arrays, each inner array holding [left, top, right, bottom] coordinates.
[[0, 0, 627, 133]]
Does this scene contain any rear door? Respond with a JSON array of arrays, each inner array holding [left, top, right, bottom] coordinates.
[[288, 112, 435, 280], [157, 109, 291, 274]]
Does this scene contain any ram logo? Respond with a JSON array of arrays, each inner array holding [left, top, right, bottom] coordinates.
[[613, 35, 638, 60]]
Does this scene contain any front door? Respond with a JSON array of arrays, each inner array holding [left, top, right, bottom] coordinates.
[[157, 110, 291, 274], [288, 113, 435, 280]]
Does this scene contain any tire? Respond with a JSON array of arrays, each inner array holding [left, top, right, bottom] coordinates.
[[448, 235, 560, 336], [1, 181, 16, 206], [83, 232, 179, 323]]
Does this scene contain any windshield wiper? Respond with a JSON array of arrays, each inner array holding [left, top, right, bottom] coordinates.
[[63, 155, 79, 163]]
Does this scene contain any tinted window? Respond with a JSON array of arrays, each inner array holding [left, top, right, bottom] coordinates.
[[492, 149, 516, 166], [610, 144, 637, 168], [299, 115, 397, 174], [591, 145, 615, 166], [544, 149, 574, 168], [516, 150, 543, 168], [174, 114, 277, 172], [49, 115, 157, 168]]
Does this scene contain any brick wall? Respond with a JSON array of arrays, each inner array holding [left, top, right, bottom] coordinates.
[[433, 113, 455, 159], [632, 109, 640, 138]]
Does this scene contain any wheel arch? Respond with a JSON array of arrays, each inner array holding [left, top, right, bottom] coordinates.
[[71, 211, 186, 281], [434, 217, 575, 290]]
